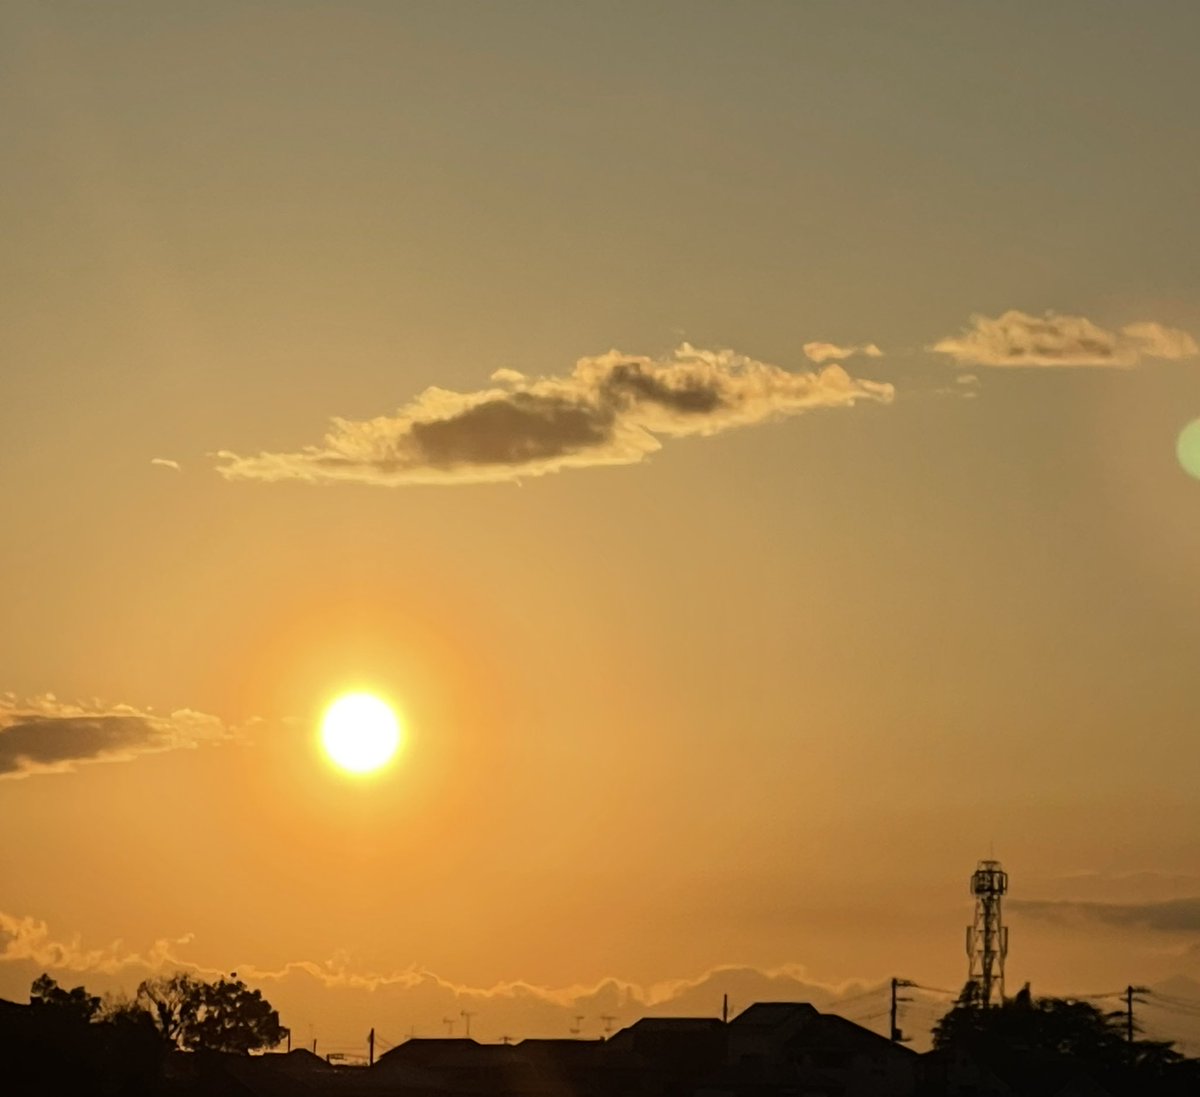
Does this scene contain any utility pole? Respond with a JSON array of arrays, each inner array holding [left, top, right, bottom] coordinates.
[[368, 1028, 375, 1067], [1124, 986, 1149, 1047], [722, 994, 729, 1024], [443, 1017, 456, 1036], [890, 978, 914, 1043], [600, 1015, 617, 1036], [461, 1010, 476, 1038], [312, 1038, 317, 1055]]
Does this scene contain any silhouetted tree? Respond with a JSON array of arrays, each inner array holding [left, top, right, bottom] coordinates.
[[136, 971, 286, 1053], [187, 977, 288, 1053], [932, 990, 1197, 1094], [136, 971, 202, 1045], [10, 977, 162, 1096], [29, 973, 101, 1022]]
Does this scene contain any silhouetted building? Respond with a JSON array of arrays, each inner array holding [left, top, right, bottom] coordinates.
[[606, 1018, 729, 1097], [706, 1002, 919, 1097]]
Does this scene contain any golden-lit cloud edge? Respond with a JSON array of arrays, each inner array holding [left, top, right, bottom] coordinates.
[[6, 909, 1200, 1046], [0, 908, 881, 1022], [214, 344, 894, 488], [932, 310, 1198, 369], [0, 694, 233, 780], [802, 341, 883, 363]]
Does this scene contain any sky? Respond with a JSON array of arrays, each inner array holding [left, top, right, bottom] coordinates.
[[3, 0, 1200, 1058]]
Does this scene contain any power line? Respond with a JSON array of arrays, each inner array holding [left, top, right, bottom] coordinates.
[[909, 983, 961, 998], [828, 984, 888, 1008]]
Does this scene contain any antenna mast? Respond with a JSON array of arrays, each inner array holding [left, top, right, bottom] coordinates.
[[965, 859, 1009, 1007]]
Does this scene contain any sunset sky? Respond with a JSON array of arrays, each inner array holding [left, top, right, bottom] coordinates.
[[3, 1, 1200, 1057]]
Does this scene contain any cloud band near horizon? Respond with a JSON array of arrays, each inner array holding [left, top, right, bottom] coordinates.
[[0, 907, 880, 1025], [214, 344, 894, 487]]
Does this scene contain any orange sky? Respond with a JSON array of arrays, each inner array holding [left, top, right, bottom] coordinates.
[[2, 0, 1200, 1057]]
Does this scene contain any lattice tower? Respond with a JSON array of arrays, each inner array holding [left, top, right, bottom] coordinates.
[[965, 859, 1008, 1007]]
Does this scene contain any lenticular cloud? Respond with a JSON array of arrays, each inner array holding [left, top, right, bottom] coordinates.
[[215, 344, 894, 487]]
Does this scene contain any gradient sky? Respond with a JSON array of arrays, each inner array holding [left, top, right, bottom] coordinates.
[[3, 0, 1200, 1057]]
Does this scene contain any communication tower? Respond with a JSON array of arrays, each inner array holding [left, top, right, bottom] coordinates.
[[965, 859, 1008, 1007]]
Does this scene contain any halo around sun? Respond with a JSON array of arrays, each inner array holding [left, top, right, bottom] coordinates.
[[320, 693, 402, 774]]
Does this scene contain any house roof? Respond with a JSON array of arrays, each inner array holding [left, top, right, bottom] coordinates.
[[627, 1018, 726, 1031], [731, 1003, 819, 1030], [811, 1013, 919, 1056]]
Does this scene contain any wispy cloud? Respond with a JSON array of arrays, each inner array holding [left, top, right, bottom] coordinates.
[[215, 345, 894, 488], [931, 310, 1198, 368], [149, 457, 181, 471], [1012, 897, 1200, 932], [802, 341, 884, 364], [0, 694, 230, 780], [0, 912, 195, 974]]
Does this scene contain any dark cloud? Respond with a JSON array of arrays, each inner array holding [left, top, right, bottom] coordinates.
[[0, 695, 229, 779], [600, 360, 726, 414], [408, 392, 614, 469], [0, 716, 159, 775], [1012, 897, 1200, 932], [215, 345, 894, 487]]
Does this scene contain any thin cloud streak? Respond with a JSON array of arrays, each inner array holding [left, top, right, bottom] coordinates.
[[931, 310, 1198, 368], [215, 345, 894, 487], [1012, 897, 1200, 932], [0, 694, 231, 780], [149, 457, 181, 471]]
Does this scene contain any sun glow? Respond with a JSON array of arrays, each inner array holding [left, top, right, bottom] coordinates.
[[320, 693, 402, 774]]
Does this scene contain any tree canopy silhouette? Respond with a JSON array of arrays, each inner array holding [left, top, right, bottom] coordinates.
[[136, 971, 287, 1053], [16, 974, 163, 1097], [29, 973, 101, 1022], [932, 985, 1199, 1094]]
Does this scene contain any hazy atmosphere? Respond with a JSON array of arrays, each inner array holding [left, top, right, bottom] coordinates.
[[3, 0, 1200, 1060]]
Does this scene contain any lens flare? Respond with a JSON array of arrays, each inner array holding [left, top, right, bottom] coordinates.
[[1177, 419, 1200, 480]]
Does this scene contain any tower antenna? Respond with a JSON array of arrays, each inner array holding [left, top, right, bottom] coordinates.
[[965, 858, 1009, 1007]]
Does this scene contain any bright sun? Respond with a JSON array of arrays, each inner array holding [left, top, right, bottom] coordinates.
[[320, 693, 402, 774]]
